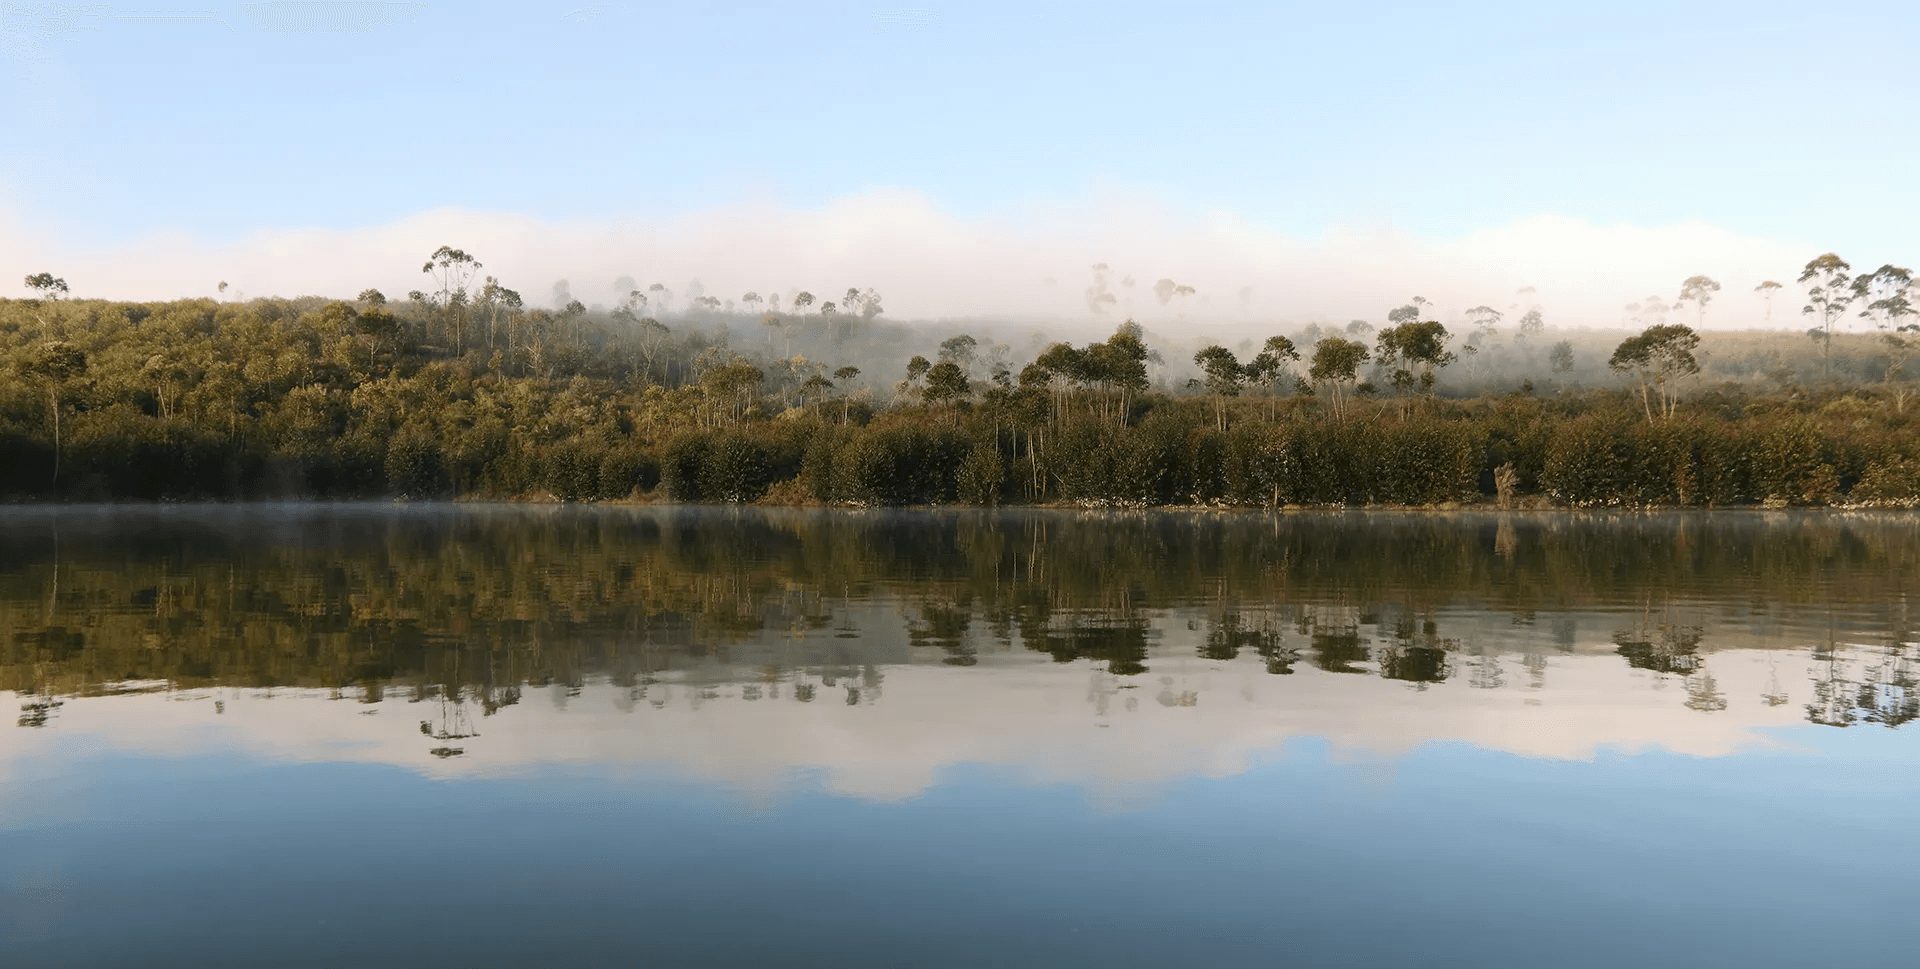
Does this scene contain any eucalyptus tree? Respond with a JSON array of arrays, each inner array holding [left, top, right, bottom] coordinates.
[[699, 360, 764, 426], [1852, 265, 1917, 410], [1245, 335, 1300, 419], [1374, 320, 1455, 406], [1677, 275, 1721, 326], [475, 277, 513, 358], [801, 373, 834, 410], [1516, 308, 1544, 343], [1799, 253, 1854, 373], [1461, 306, 1502, 380], [23, 272, 68, 301], [486, 281, 526, 371], [1032, 342, 1084, 423], [792, 291, 815, 317], [421, 246, 482, 353], [905, 354, 932, 401], [1609, 324, 1700, 420], [833, 365, 862, 421], [1093, 323, 1150, 422], [1549, 340, 1575, 374], [1754, 280, 1783, 320], [1192, 345, 1245, 430], [1462, 305, 1502, 335], [1308, 336, 1369, 418], [939, 334, 979, 370], [1628, 295, 1672, 327], [923, 361, 972, 422], [624, 315, 670, 385], [22, 341, 88, 489], [353, 300, 399, 371], [1386, 296, 1431, 328], [761, 312, 782, 352]]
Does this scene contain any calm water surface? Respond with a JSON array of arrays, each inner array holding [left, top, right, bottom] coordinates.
[[2, 505, 1917, 968]]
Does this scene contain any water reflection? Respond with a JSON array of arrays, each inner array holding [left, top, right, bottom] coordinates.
[[2, 506, 1917, 789], [7, 506, 1918, 969]]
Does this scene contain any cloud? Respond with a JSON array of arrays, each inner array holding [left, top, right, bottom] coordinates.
[[1, 189, 1818, 331], [0, 649, 1811, 806]]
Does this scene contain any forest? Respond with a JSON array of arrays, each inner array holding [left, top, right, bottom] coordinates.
[[3, 253, 1917, 508]]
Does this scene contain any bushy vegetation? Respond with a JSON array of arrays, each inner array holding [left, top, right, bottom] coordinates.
[[5, 255, 1918, 507]]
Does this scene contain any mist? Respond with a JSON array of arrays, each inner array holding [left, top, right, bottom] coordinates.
[[3, 189, 1842, 334]]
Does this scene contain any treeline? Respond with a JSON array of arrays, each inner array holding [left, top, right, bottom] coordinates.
[[4, 263, 1920, 506]]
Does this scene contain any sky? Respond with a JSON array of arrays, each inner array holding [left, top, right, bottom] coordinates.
[[1, 0, 1915, 328]]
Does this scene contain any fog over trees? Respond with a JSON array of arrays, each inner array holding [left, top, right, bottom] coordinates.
[[3, 249, 1916, 506]]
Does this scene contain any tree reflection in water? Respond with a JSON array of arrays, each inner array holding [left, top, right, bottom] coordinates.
[[1, 506, 1916, 731]]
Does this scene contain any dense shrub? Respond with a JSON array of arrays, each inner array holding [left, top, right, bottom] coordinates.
[[831, 423, 969, 505], [661, 429, 800, 503], [385, 423, 449, 498]]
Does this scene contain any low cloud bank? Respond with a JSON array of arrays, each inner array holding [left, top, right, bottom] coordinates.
[[1, 190, 1821, 333]]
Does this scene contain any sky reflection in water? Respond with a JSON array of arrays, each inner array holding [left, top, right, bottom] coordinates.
[[2, 506, 1916, 968]]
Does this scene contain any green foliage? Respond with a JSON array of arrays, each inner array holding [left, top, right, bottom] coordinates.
[[660, 429, 802, 503], [0, 291, 1915, 509], [386, 423, 448, 498], [830, 423, 969, 505], [957, 442, 1006, 505], [1610, 324, 1701, 419], [1375, 320, 1455, 395]]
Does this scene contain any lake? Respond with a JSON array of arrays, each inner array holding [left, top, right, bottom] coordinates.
[[2, 505, 1916, 968]]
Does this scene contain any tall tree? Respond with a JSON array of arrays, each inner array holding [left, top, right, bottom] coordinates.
[[1308, 337, 1369, 418], [421, 246, 482, 347], [1853, 265, 1917, 411], [905, 354, 931, 391], [1799, 253, 1854, 374], [1084, 263, 1118, 315], [1101, 324, 1150, 421], [939, 334, 978, 369], [1386, 296, 1432, 328], [1677, 275, 1721, 326], [22, 342, 88, 489], [23, 272, 69, 301], [1374, 320, 1455, 405], [833, 365, 861, 421], [1192, 345, 1245, 430], [923, 361, 972, 420], [1462, 305, 1503, 335], [1754, 280, 1783, 320], [1245, 335, 1300, 419], [1609, 324, 1700, 420], [1549, 340, 1575, 375], [1516, 308, 1545, 341]]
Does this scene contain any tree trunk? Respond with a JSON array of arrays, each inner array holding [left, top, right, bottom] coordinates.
[[49, 389, 60, 489]]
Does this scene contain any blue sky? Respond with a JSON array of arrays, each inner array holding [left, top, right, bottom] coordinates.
[[2, 1, 1914, 320]]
